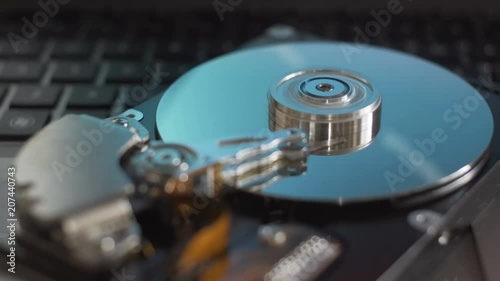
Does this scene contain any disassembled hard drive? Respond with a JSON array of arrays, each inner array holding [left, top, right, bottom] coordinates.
[[9, 40, 500, 281]]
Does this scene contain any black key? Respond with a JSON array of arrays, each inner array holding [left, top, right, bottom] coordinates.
[[477, 62, 495, 78], [424, 42, 456, 62], [0, 41, 43, 58], [495, 63, 500, 83], [0, 85, 6, 102], [474, 43, 499, 60], [392, 39, 422, 55], [124, 84, 168, 107], [481, 20, 500, 44], [155, 41, 197, 62], [451, 62, 478, 78], [136, 23, 168, 39], [68, 85, 117, 107], [456, 39, 473, 58], [106, 62, 148, 83], [38, 23, 77, 39], [429, 19, 474, 41], [439, 62, 462, 73], [52, 41, 93, 59], [0, 109, 49, 138], [0, 61, 43, 81], [336, 23, 357, 42], [52, 62, 97, 82], [0, 24, 22, 37], [103, 42, 144, 59], [11, 85, 61, 107], [64, 109, 109, 119], [206, 40, 236, 59], [86, 24, 128, 40], [387, 20, 422, 40], [156, 62, 192, 81]]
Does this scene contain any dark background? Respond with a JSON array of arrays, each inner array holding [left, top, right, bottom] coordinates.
[[1, 0, 500, 12]]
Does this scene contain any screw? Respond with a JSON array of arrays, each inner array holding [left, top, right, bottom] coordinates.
[[112, 117, 129, 127]]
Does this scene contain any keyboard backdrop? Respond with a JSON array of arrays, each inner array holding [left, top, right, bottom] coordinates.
[[0, 11, 498, 139]]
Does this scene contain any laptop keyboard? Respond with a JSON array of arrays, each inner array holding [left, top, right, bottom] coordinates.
[[0, 12, 498, 140]]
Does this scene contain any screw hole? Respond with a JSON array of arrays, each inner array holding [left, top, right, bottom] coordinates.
[[316, 83, 334, 92]]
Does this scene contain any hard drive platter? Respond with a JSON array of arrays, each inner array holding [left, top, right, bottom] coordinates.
[[156, 42, 494, 205]]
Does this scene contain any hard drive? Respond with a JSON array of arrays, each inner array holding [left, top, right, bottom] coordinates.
[[8, 34, 500, 281]]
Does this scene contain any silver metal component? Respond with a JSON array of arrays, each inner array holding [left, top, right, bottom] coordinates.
[[269, 69, 382, 155], [60, 199, 141, 267], [119, 109, 144, 121], [108, 115, 150, 143], [212, 129, 309, 191], [407, 210, 443, 233], [258, 224, 288, 247], [379, 162, 500, 281], [112, 117, 129, 127], [264, 235, 341, 281], [15, 114, 147, 269], [129, 128, 309, 196], [438, 231, 451, 245], [15, 113, 308, 271]]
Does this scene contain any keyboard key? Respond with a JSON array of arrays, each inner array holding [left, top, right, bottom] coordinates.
[[206, 40, 236, 59], [424, 42, 457, 62], [155, 41, 197, 62], [429, 18, 474, 41], [103, 42, 144, 59], [0, 61, 43, 81], [451, 63, 479, 78], [0, 109, 49, 138], [106, 62, 148, 83], [68, 85, 117, 107], [124, 84, 168, 107], [64, 109, 109, 119], [456, 39, 473, 57], [495, 63, 500, 83], [38, 23, 77, 39], [52, 41, 93, 59], [136, 23, 169, 39], [11, 85, 61, 107], [0, 41, 43, 58], [156, 62, 192, 81], [474, 43, 499, 59], [477, 62, 495, 77], [0, 85, 7, 102], [481, 20, 500, 44], [0, 24, 22, 37], [391, 39, 422, 55], [86, 24, 128, 40], [389, 21, 418, 39], [52, 62, 97, 82]]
